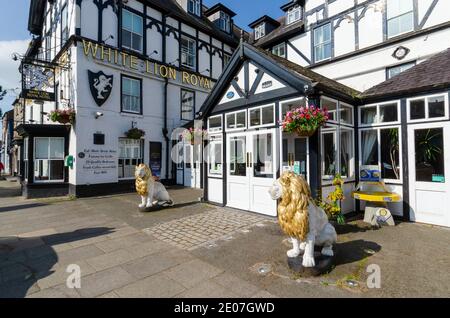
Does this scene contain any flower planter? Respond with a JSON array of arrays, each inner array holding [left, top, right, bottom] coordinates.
[[281, 105, 329, 138], [125, 128, 145, 139], [48, 109, 76, 125], [295, 127, 317, 137]]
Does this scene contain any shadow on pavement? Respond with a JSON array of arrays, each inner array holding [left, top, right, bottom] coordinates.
[[0, 227, 115, 298], [0, 203, 48, 214], [333, 239, 382, 266]]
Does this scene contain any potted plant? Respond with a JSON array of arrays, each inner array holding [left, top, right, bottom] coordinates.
[[182, 128, 208, 145], [280, 105, 329, 137], [48, 108, 76, 125], [125, 127, 145, 139], [318, 174, 346, 225]]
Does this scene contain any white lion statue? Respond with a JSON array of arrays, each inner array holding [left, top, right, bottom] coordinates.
[[268, 171, 337, 268], [135, 164, 174, 209]]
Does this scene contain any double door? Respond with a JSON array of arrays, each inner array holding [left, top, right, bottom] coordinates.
[[226, 129, 277, 216]]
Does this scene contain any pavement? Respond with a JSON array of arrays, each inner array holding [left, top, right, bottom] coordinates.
[[0, 180, 449, 298]]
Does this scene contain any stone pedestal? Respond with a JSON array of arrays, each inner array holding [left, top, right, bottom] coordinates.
[[287, 250, 335, 277]]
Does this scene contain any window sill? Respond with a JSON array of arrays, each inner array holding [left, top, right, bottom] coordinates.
[[120, 112, 144, 118]]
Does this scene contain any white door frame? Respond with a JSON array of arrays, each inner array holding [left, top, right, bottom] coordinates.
[[408, 121, 450, 227], [226, 129, 278, 216]]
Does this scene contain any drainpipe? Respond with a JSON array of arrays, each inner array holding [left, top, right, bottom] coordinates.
[[162, 77, 170, 181]]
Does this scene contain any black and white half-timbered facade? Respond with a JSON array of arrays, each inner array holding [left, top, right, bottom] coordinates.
[[18, 0, 242, 198]]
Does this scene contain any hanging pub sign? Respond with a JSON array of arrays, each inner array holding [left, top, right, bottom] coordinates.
[[88, 70, 113, 106], [21, 60, 56, 102]]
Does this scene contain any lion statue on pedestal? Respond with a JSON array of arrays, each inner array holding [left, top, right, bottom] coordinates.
[[268, 171, 337, 268], [135, 164, 174, 209]]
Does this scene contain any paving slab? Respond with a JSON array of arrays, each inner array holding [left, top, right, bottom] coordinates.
[[115, 274, 186, 298], [163, 259, 224, 288]]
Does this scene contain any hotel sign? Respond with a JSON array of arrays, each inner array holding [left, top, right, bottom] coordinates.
[[82, 40, 212, 90], [21, 61, 56, 102]]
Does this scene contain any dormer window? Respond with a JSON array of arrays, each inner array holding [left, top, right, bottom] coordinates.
[[255, 23, 266, 40], [188, 0, 201, 16], [219, 11, 231, 33], [287, 5, 302, 25]]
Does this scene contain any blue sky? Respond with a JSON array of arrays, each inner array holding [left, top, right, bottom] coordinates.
[[0, 0, 288, 117]]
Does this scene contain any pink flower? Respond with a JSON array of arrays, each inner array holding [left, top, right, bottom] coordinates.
[[299, 113, 305, 119], [305, 114, 311, 120]]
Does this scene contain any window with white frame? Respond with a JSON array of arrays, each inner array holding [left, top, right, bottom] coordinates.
[[360, 127, 401, 181], [181, 89, 195, 121], [254, 23, 265, 40], [122, 9, 143, 52], [121, 76, 141, 114], [408, 94, 448, 122], [176, 137, 184, 169], [219, 11, 231, 33], [387, 0, 414, 38], [208, 115, 222, 133], [272, 43, 286, 58], [387, 62, 415, 79], [359, 102, 399, 126], [287, 5, 302, 25], [118, 139, 143, 179], [280, 97, 306, 121], [24, 138, 28, 181], [226, 110, 246, 131], [208, 135, 222, 176], [314, 23, 332, 62], [249, 105, 274, 127], [188, 0, 201, 16], [61, 4, 69, 45], [181, 36, 196, 69], [34, 137, 65, 182], [322, 126, 337, 180]]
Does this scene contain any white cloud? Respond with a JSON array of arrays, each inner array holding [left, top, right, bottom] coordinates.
[[0, 39, 30, 90], [0, 39, 29, 115]]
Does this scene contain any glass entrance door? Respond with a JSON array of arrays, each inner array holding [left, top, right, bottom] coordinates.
[[408, 122, 450, 227], [226, 129, 277, 216]]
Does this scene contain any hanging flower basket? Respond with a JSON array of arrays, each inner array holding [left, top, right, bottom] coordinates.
[[48, 108, 76, 125], [280, 105, 329, 137], [125, 128, 145, 139], [182, 128, 208, 145]]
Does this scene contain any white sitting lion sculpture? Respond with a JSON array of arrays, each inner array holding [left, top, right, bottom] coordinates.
[[268, 171, 337, 268], [135, 164, 174, 208]]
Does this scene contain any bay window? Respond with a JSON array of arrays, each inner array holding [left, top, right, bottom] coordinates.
[[314, 23, 332, 62], [360, 127, 401, 182], [387, 0, 414, 38], [359, 102, 400, 126], [118, 139, 143, 179], [34, 137, 65, 182], [408, 94, 448, 122], [122, 9, 143, 52]]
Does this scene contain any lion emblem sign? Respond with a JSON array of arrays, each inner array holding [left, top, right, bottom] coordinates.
[[135, 164, 174, 209], [268, 171, 337, 268]]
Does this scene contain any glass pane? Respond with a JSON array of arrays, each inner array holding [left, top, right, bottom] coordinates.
[[49, 138, 64, 159], [122, 78, 131, 95], [209, 142, 222, 175], [209, 116, 221, 130], [361, 107, 377, 125], [340, 129, 354, 178], [132, 33, 142, 51], [236, 112, 246, 129], [361, 130, 378, 166], [35, 138, 49, 159], [249, 108, 261, 126], [122, 10, 132, 30], [399, 12, 413, 34], [261, 106, 274, 125], [282, 99, 305, 118], [294, 138, 308, 179], [410, 99, 425, 120], [340, 105, 353, 125], [387, 0, 413, 19], [49, 160, 64, 180], [380, 128, 400, 180], [380, 104, 398, 122], [322, 132, 336, 178], [133, 15, 142, 34], [226, 113, 236, 129], [229, 136, 246, 177], [322, 99, 337, 121], [428, 96, 445, 118], [253, 133, 273, 178], [35, 160, 49, 181], [415, 128, 444, 182]]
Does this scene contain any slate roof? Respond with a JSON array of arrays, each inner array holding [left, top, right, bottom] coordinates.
[[362, 48, 450, 100], [252, 45, 361, 99]]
